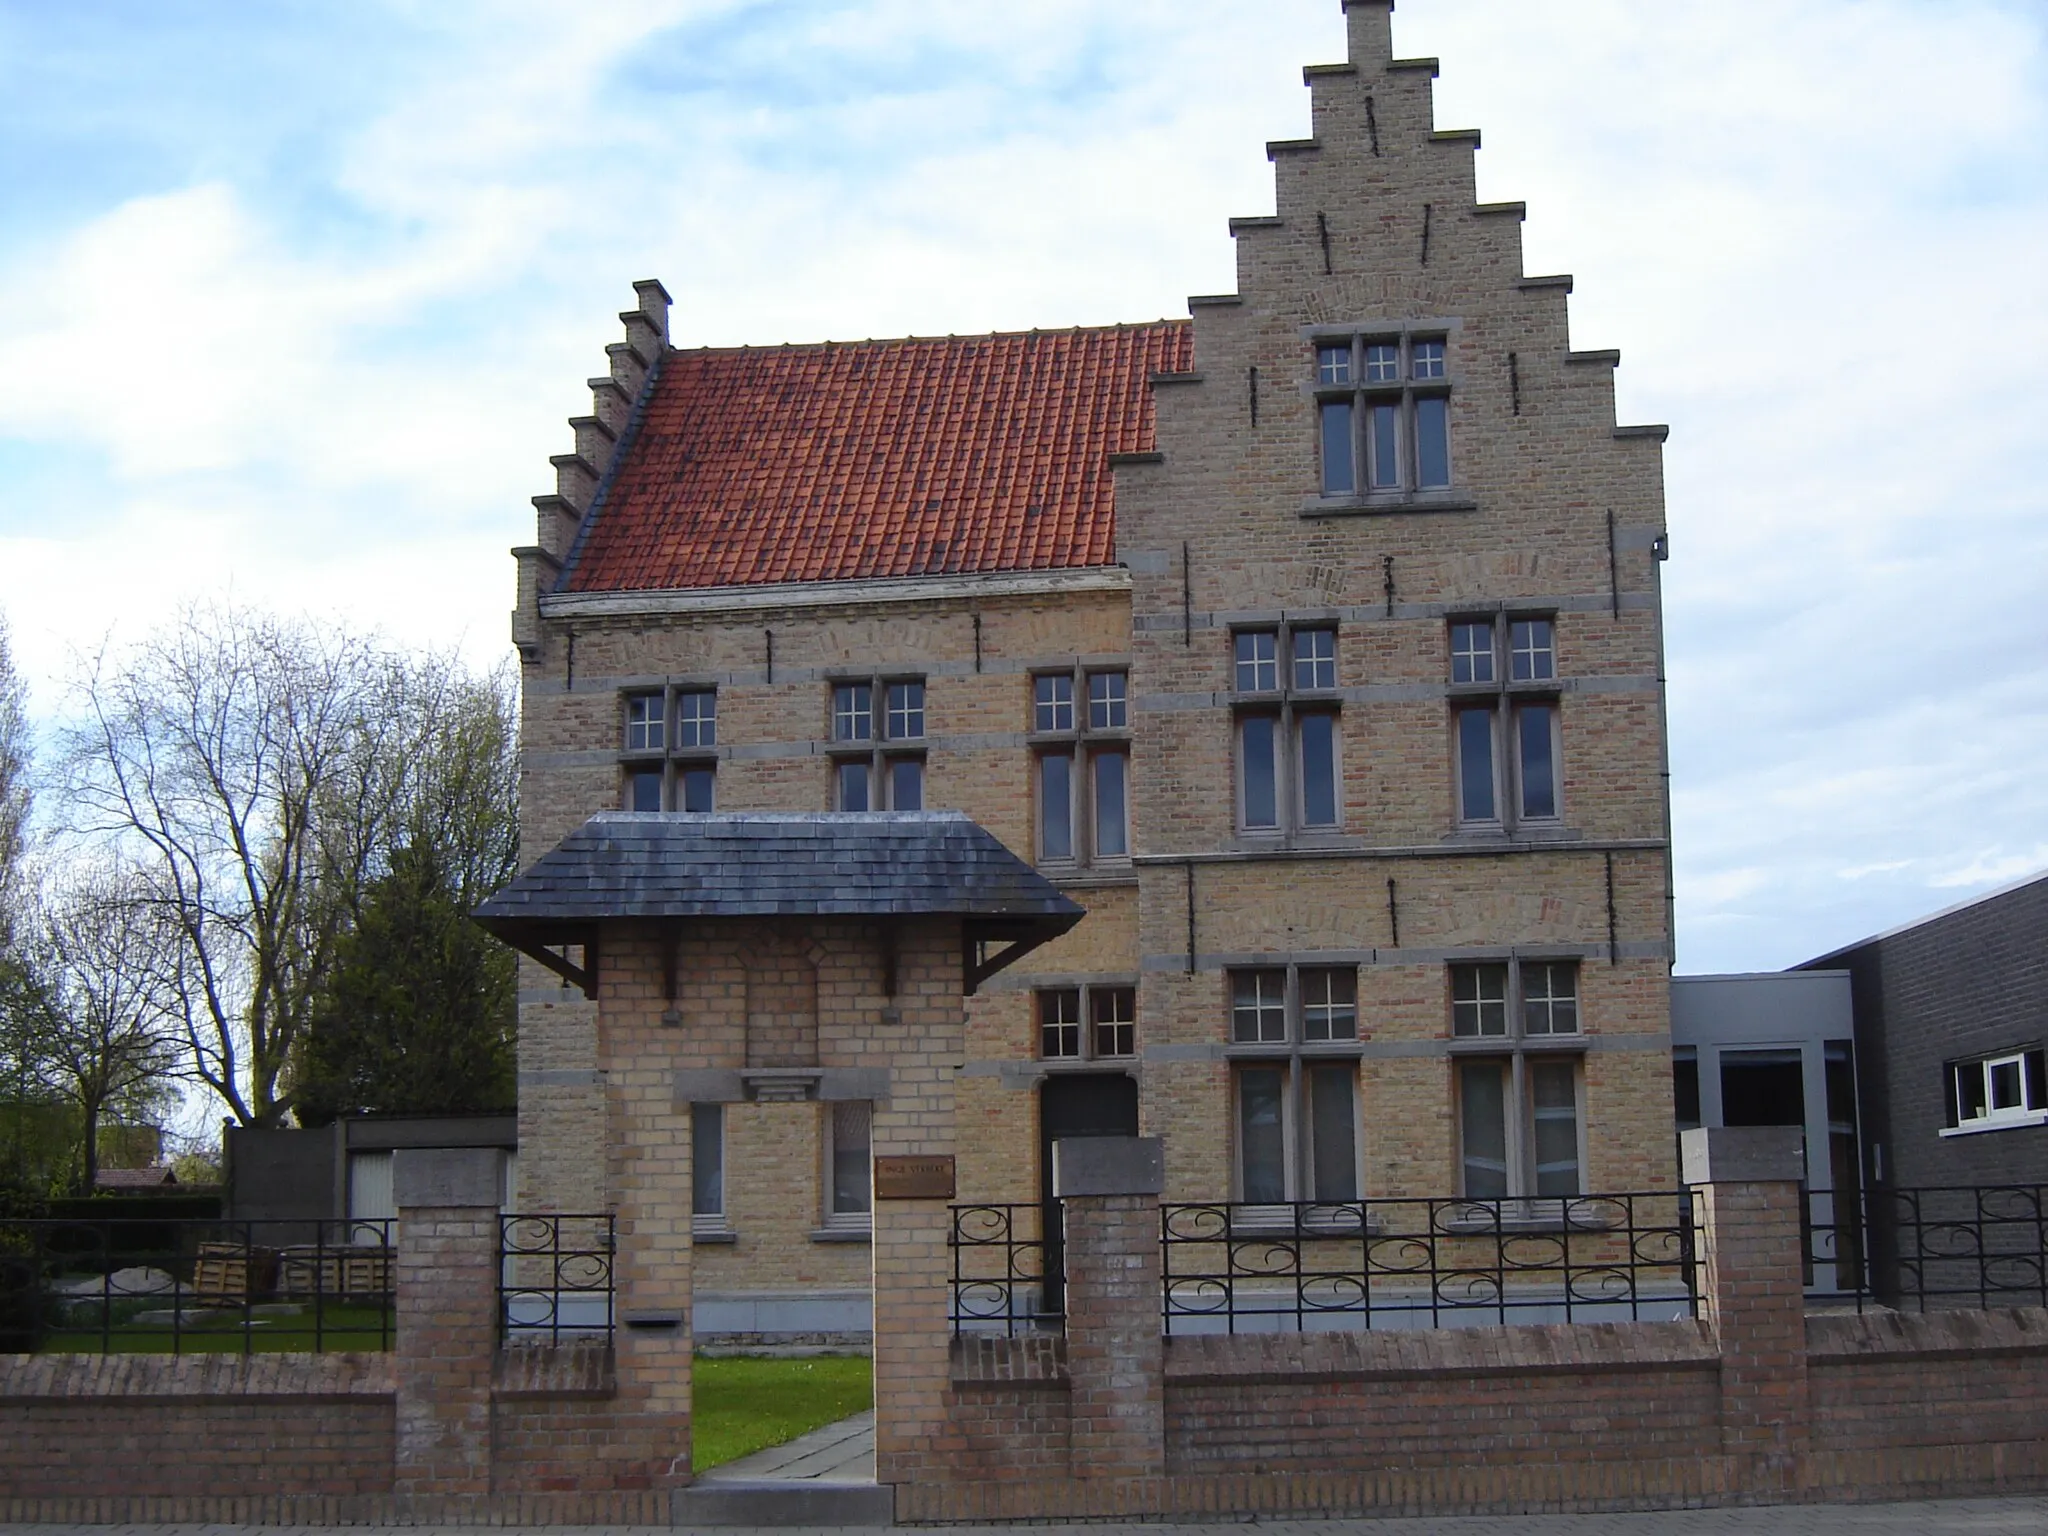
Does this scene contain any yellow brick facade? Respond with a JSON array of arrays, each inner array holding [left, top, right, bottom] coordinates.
[[510, 0, 1676, 1325]]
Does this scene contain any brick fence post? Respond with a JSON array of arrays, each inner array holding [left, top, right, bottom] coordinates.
[[1682, 1125, 1809, 1492], [393, 1148, 501, 1496], [1054, 1136, 1165, 1480]]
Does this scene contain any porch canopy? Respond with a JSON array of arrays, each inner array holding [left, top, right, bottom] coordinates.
[[473, 810, 1084, 997]]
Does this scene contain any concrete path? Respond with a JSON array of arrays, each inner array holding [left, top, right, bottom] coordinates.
[[698, 1409, 875, 1484]]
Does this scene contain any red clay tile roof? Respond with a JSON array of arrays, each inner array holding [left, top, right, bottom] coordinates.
[[562, 321, 1193, 593]]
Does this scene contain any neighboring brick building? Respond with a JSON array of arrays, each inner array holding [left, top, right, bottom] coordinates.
[[507, 0, 1676, 1331], [1797, 870, 2048, 1191]]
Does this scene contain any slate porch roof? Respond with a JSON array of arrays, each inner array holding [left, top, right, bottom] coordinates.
[[560, 321, 1193, 594], [474, 814, 1083, 995]]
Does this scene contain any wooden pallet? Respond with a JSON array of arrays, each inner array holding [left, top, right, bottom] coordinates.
[[277, 1247, 393, 1300], [190, 1243, 278, 1304]]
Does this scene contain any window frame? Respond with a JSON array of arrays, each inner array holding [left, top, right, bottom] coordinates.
[[1029, 664, 1133, 867], [619, 684, 720, 812], [829, 675, 927, 811], [1312, 330, 1456, 501], [1224, 963, 1364, 1204], [1447, 958, 1587, 1200], [691, 1102, 728, 1237], [1230, 623, 1343, 839], [1943, 1047, 2048, 1135], [1447, 615, 1563, 833], [1035, 982, 1139, 1064], [822, 1099, 874, 1231]]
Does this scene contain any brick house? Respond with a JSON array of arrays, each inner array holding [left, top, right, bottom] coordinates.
[[1796, 869, 2048, 1191], [507, 0, 1676, 1336]]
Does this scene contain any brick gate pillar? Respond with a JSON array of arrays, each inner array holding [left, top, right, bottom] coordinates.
[[1682, 1125, 1809, 1490], [393, 1148, 501, 1496], [1054, 1136, 1165, 1479], [870, 918, 966, 1490]]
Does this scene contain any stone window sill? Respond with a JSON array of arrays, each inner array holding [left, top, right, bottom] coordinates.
[[1301, 493, 1478, 520], [1940, 1113, 2048, 1138], [810, 1227, 872, 1244]]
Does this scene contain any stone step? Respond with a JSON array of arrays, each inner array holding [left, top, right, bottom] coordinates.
[[673, 1479, 893, 1526]]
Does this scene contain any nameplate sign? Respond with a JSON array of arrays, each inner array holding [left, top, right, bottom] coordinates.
[[873, 1155, 956, 1200]]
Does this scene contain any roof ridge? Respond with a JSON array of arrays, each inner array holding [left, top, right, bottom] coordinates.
[[667, 317, 1193, 357]]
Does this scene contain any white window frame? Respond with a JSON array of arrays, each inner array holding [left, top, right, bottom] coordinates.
[[1943, 1048, 2048, 1136], [1030, 665, 1132, 866]]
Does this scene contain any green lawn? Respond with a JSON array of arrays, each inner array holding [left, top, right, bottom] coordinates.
[[39, 1301, 393, 1353], [692, 1353, 873, 1472]]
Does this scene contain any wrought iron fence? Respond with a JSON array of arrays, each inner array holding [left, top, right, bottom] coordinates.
[[0, 1217, 394, 1354], [949, 1203, 1058, 1336], [1829, 1185, 2048, 1313], [1803, 1186, 1870, 1304], [1161, 1194, 1695, 1335], [499, 1213, 615, 1344]]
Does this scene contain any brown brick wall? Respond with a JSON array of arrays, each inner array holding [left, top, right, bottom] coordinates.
[[1164, 1324, 1719, 1472], [0, 1353, 394, 1498]]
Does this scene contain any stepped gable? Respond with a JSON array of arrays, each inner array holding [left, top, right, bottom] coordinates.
[[560, 321, 1193, 594]]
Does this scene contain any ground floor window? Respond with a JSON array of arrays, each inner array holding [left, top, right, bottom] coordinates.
[[691, 1103, 726, 1232], [825, 1100, 873, 1228], [1456, 1056, 1582, 1198], [1233, 1060, 1359, 1204]]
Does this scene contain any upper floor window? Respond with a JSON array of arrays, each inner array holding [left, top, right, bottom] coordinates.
[[832, 678, 924, 811], [1032, 666, 1131, 866], [1314, 332, 1452, 498], [1038, 984, 1137, 1062], [1449, 618, 1560, 831], [621, 686, 717, 813], [1233, 625, 1341, 836], [1946, 1048, 2048, 1134]]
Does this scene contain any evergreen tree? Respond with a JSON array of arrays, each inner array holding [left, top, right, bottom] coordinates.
[[292, 843, 515, 1123]]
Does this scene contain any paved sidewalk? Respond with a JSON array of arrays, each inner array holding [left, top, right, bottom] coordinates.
[[5, 1492, 2048, 1534], [699, 1409, 875, 1484]]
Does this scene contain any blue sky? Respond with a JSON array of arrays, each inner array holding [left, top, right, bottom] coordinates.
[[1, 0, 2044, 974]]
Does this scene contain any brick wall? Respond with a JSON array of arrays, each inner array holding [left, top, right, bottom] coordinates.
[[1805, 873, 2048, 1188], [0, 1354, 394, 1499], [1165, 1325, 1719, 1471]]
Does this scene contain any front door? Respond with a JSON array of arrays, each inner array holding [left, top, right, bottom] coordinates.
[[1037, 1073, 1139, 1314]]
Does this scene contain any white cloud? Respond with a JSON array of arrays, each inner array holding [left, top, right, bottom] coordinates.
[[0, 0, 2044, 972], [1931, 846, 2048, 891]]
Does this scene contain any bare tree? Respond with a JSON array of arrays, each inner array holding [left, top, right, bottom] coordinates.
[[62, 606, 398, 1126], [59, 604, 520, 1128], [0, 611, 33, 948], [2, 862, 181, 1191]]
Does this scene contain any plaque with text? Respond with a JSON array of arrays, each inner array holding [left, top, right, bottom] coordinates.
[[872, 1154, 957, 1200]]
